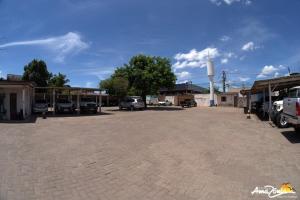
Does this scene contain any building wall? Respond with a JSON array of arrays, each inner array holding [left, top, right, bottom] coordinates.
[[0, 86, 33, 120], [217, 94, 237, 107], [194, 94, 218, 106]]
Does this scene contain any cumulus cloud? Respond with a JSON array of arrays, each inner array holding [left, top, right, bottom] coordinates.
[[241, 41, 260, 51], [173, 47, 219, 69], [176, 71, 191, 80], [0, 32, 89, 62], [257, 65, 285, 78], [210, 0, 251, 6]]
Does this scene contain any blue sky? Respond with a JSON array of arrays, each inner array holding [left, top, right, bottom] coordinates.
[[0, 0, 300, 89]]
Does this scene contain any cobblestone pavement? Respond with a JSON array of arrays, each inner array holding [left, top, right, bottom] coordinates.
[[0, 107, 299, 200]]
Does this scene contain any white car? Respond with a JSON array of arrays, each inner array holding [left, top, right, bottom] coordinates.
[[158, 100, 172, 106]]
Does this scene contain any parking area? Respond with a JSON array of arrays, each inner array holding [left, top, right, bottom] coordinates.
[[0, 107, 299, 200]]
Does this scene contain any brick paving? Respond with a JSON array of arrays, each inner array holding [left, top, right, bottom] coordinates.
[[0, 107, 299, 200]]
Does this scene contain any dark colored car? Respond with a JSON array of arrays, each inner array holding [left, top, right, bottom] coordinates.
[[180, 99, 197, 108]]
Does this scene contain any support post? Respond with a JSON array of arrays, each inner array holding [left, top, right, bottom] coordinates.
[[99, 94, 102, 113], [263, 88, 266, 118], [107, 95, 109, 106], [268, 82, 272, 122], [53, 89, 56, 115], [22, 87, 26, 119], [77, 90, 80, 115]]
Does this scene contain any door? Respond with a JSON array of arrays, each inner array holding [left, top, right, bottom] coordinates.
[[234, 95, 238, 107], [283, 88, 298, 116], [10, 93, 17, 120]]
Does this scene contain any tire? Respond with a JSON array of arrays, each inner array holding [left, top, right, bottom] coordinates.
[[276, 113, 289, 128], [295, 127, 300, 133]]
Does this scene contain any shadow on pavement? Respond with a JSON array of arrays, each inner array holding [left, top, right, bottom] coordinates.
[[0, 116, 37, 124], [43, 112, 113, 118], [107, 106, 184, 112], [281, 130, 300, 144]]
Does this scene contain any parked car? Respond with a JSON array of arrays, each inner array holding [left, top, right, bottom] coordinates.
[[282, 86, 300, 133], [119, 96, 145, 111], [180, 99, 197, 108], [33, 99, 48, 113], [270, 100, 289, 128], [80, 97, 98, 114], [56, 99, 74, 113], [158, 100, 172, 106]]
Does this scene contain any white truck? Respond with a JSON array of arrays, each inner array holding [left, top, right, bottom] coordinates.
[[269, 100, 289, 128], [282, 86, 300, 133]]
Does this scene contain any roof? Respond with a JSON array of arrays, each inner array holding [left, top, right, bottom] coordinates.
[[160, 83, 207, 93], [0, 80, 36, 87], [219, 92, 239, 95], [250, 74, 300, 94]]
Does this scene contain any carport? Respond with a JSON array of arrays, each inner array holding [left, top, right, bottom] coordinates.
[[35, 87, 104, 115], [241, 74, 300, 121]]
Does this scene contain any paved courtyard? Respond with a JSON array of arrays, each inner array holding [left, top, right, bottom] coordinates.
[[0, 107, 299, 200]]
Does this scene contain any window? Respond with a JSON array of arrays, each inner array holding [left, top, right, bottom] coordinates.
[[221, 96, 227, 102], [288, 89, 298, 98]]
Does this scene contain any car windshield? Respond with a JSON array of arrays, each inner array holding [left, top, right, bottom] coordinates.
[[57, 99, 71, 103], [81, 98, 94, 102], [35, 99, 47, 104]]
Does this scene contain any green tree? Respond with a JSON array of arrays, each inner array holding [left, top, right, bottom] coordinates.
[[101, 54, 176, 107], [49, 73, 69, 87], [99, 77, 128, 97], [22, 59, 52, 86]]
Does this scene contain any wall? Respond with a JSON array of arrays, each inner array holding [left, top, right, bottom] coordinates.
[[194, 94, 218, 106], [0, 86, 33, 120]]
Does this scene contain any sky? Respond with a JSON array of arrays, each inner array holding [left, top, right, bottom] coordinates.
[[0, 0, 300, 89]]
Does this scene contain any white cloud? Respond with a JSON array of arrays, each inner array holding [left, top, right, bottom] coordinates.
[[241, 41, 260, 51], [0, 32, 89, 62], [176, 71, 191, 79], [173, 47, 219, 69], [238, 77, 250, 82], [85, 81, 94, 88], [220, 35, 231, 42], [210, 0, 251, 6], [73, 66, 112, 80], [257, 65, 286, 78], [221, 58, 228, 64]]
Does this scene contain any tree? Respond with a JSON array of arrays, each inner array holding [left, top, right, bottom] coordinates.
[[99, 76, 128, 97], [100, 54, 176, 107], [22, 59, 51, 87], [49, 73, 69, 87]]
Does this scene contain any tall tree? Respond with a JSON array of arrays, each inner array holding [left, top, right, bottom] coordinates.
[[48, 73, 69, 87], [22, 59, 51, 86]]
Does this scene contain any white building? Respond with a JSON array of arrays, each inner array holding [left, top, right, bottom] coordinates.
[[0, 80, 35, 120]]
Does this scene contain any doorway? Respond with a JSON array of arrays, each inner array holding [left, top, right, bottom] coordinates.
[[234, 96, 238, 107], [10, 93, 17, 120]]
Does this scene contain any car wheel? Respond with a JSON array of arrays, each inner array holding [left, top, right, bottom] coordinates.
[[295, 127, 300, 133], [276, 113, 289, 128]]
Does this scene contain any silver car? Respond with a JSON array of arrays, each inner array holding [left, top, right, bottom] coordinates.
[[119, 96, 145, 111], [33, 99, 48, 113]]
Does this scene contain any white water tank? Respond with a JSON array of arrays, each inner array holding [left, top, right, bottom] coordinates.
[[207, 59, 215, 76]]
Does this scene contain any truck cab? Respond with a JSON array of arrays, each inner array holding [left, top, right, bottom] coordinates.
[[283, 86, 300, 133]]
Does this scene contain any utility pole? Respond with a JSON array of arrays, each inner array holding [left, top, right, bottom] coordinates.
[[222, 70, 226, 92]]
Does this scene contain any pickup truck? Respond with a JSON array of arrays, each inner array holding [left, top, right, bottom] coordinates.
[[282, 86, 300, 133], [269, 100, 289, 128]]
